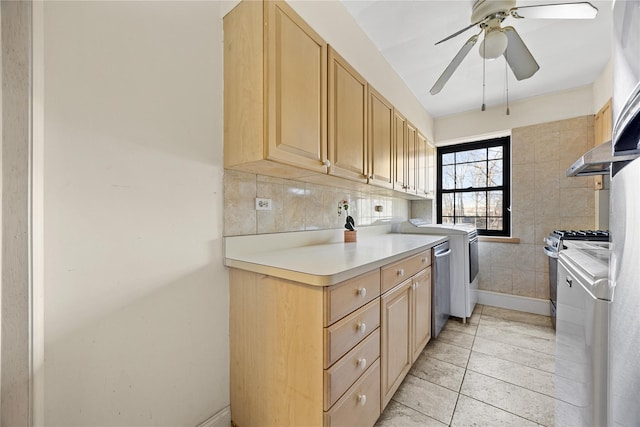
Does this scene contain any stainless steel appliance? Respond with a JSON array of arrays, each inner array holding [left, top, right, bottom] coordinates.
[[567, 0, 640, 178], [432, 241, 451, 338], [543, 229, 609, 329], [399, 220, 479, 322], [612, 0, 640, 159], [566, 140, 639, 177], [609, 2, 640, 425], [555, 242, 611, 427], [609, 158, 640, 426]]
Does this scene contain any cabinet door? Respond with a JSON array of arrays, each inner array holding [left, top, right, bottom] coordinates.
[[368, 87, 394, 189], [380, 279, 412, 408], [327, 47, 367, 182], [412, 268, 432, 362], [406, 122, 417, 193], [426, 141, 436, 199], [594, 98, 612, 146], [593, 99, 612, 190], [393, 111, 407, 190], [416, 132, 428, 196], [265, 1, 327, 173]]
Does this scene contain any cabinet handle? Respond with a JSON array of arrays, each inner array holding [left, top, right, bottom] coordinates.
[[357, 394, 367, 406], [397, 268, 405, 277], [357, 358, 367, 370], [421, 257, 427, 264], [566, 277, 573, 287], [357, 287, 367, 298], [323, 160, 331, 168], [357, 322, 367, 334]]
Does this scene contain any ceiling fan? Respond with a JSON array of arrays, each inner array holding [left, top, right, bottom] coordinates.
[[430, 0, 598, 96]]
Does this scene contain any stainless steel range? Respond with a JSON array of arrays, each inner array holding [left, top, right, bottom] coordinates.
[[543, 229, 610, 329]]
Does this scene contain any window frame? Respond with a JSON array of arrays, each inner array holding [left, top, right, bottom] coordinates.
[[436, 136, 511, 237]]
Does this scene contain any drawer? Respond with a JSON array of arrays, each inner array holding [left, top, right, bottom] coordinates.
[[324, 328, 380, 410], [324, 269, 381, 326], [324, 299, 380, 368], [381, 250, 431, 293], [324, 359, 381, 427]]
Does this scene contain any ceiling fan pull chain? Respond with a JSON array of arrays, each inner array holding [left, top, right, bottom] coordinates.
[[505, 56, 510, 115], [481, 27, 486, 111]]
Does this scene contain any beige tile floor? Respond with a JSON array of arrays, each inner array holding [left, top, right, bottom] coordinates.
[[375, 304, 559, 427]]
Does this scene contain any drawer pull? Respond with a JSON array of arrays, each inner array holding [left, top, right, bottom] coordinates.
[[357, 358, 367, 370], [566, 277, 573, 287], [357, 287, 367, 298], [357, 394, 367, 406], [357, 322, 367, 334], [421, 257, 427, 264], [397, 268, 405, 277]]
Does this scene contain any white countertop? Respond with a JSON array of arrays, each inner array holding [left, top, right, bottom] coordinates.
[[224, 233, 447, 286]]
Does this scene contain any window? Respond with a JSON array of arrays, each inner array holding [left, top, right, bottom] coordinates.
[[437, 136, 511, 236]]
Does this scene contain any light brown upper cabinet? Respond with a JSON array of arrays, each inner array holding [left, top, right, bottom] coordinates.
[[393, 111, 407, 190], [327, 47, 368, 183], [368, 87, 395, 190], [426, 140, 436, 199], [594, 98, 613, 147], [224, 1, 433, 197], [594, 98, 612, 190], [406, 122, 418, 193], [416, 132, 428, 196], [396, 121, 427, 196], [224, 0, 328, 177]]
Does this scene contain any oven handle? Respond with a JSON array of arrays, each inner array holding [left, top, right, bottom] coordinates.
[[543, 246, 558, 259], [434, 249, 452, 258]]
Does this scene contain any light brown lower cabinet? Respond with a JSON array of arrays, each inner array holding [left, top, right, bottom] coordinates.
[[412, 268, 432, 362], [229, 249, 433, 426], [380, 263, 432, 409], [380, 279, 412, 409]]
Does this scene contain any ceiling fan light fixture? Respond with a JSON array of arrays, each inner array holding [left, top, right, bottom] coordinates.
[[479, 29, 508, 59]]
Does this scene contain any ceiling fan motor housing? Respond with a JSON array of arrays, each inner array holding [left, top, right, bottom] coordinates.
[[471, 0, 517, 23]]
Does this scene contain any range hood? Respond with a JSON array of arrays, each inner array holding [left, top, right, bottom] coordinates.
[[566, 140, 640, 177]]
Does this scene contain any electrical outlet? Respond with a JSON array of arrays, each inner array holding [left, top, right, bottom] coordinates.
[[255, 198, 272, 211]]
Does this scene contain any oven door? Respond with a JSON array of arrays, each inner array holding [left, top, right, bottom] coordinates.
[[469, 234, 479, 283], [543, 246, 559, 329]]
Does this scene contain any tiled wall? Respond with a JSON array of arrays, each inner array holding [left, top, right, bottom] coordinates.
[[478, 115, 596, 299], [224, 170, 412, 236]]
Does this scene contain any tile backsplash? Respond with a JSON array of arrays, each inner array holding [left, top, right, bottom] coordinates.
[[477, 115, 596, 300], [224, 170, 412, 236]]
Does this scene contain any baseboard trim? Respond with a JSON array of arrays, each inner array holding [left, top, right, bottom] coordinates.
[[198, 406, 231, 427], [478, 290, 550, 316]]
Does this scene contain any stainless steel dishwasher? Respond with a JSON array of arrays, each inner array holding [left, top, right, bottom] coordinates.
[[432, 241, 451, 338]]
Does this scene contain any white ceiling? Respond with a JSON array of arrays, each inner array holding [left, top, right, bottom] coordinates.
[[341, 0, 613, 118]]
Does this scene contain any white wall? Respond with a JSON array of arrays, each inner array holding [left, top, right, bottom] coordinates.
[[41, 2, 228, 425], [435, 57, 615, 145], [593, 58, 613, 112], [435, 85, 595, 144]]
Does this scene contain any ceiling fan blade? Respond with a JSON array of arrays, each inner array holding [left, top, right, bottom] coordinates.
[[435, 18, 487, 45], [502, 26, 540, 80], [510, 2, 598, 19], [430, 33, 480, 95]]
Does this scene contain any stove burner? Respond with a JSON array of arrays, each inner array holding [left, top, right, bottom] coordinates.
[[552, 230, 610, 241]]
